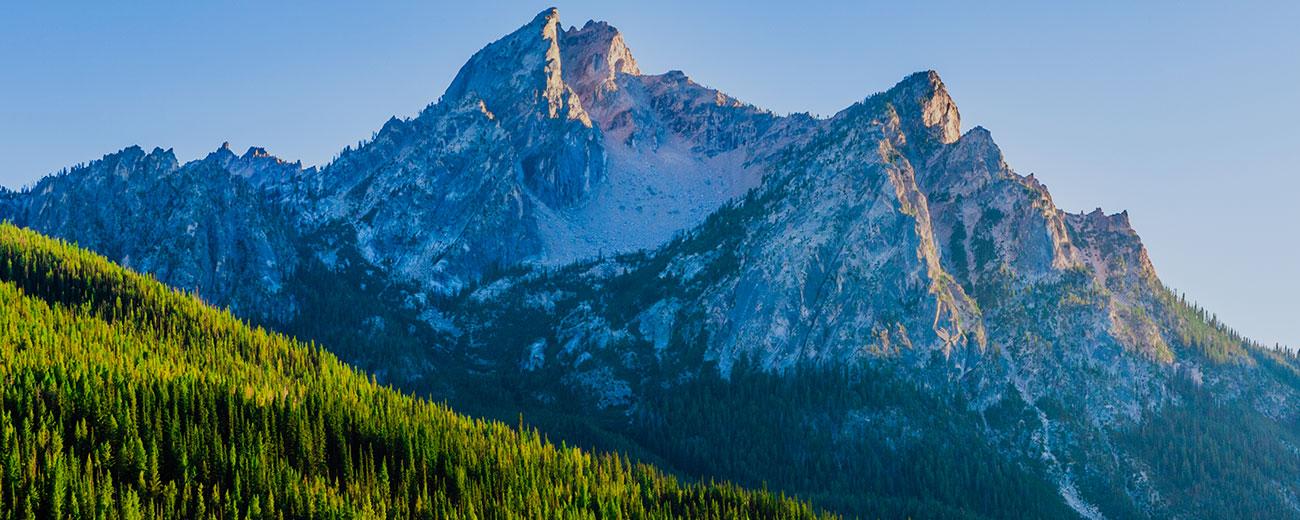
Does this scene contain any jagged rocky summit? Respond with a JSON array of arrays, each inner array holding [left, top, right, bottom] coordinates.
[[4, 8, 1298, 519]]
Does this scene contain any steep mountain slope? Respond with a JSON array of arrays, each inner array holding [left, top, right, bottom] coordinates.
[[4, 7, 1300, 519], [0, 223, 830, 519]]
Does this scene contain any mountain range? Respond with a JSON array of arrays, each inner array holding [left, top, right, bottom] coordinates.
[[4, 8, 1299, 518]]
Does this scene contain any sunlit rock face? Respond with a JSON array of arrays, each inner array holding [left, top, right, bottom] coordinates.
[[560, 19, 641, 106], [887, 70, 963, 147], [917, 126, 1084, 287]]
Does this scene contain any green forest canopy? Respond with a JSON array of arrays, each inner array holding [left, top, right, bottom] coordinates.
[[0, 223, 831, 519]]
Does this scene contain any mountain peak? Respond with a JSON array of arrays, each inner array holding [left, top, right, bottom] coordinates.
[[887, 70, 962, 146], [146, 146, 179, 171], [561, 19, 641, 105], [206, 142, 238, 163], [443, 7, 579, 120], [532, 6, 560, 25], [438, 8, 605, 208], [243, 146, 272, 159], [442, 7, 592, 124]]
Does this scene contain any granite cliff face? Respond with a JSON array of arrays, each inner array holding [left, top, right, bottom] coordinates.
[[5, 8, 1299, 519]]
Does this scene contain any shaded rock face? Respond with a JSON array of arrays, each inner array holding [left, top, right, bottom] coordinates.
[[0, 146, 298, 323], [296, 95, 538, 293], [5, 8, 1300, 519]]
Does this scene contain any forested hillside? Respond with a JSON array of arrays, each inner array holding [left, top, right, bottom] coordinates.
[[0, 224, 829, 519]]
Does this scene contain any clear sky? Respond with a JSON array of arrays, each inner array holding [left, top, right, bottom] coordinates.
[[2, 1, 1297, 348]]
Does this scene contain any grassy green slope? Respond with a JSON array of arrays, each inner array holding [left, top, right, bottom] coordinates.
[[0, 224, 831, 519]]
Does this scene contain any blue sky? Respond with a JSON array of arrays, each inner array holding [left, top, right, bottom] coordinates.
[[2, 1, 1297, 347]]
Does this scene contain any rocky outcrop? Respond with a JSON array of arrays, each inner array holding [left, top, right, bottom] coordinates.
[[205, 142, 313, 189], [1066, 207, 1158, 289], [886, 70, 962, 148], [917, 126, 1083, 290], [560, 20, 641, 106]]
